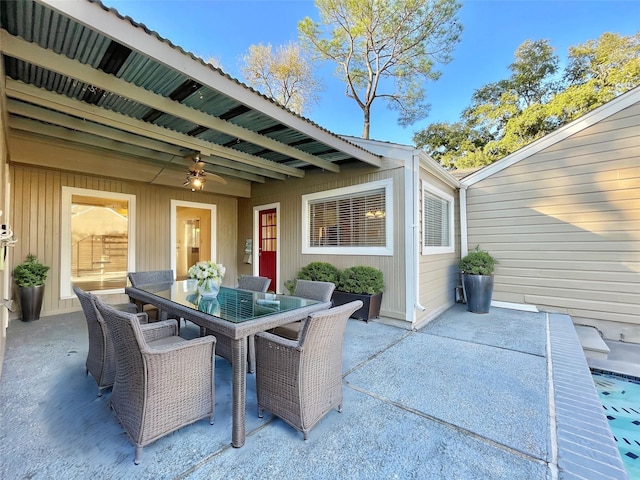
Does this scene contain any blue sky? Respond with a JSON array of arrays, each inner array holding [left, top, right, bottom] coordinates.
[[103, 0, 640, 145]]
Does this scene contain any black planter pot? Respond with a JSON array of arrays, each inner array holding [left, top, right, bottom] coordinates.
[[461, 274, 494, 314], [332, 291, 382, 322], [18, 285, 45, 321]]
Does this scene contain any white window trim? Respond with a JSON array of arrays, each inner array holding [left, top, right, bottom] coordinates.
[[301, 179, 393, 256], [60, 187, 136, 299], [422, 182, 455, 255]]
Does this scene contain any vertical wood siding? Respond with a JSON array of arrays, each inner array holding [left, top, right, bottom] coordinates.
[[466, 102, 640, 327], [246, 162, 407, 320], [417, 171, 460, 324], [9, 164, 238, 317], [0, 76, 8, 373]]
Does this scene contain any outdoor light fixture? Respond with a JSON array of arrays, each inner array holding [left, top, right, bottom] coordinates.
[[187, 172, 205, 191], [183, 154, 227, 191]]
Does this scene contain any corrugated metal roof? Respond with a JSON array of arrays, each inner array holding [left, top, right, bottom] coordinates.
[[0, 0, 381, 187]]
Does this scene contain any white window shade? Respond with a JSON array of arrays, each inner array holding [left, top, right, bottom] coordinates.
[[424, 192, 450, 247], [302, 179, 393, 255], [422, 183, 455, 255]]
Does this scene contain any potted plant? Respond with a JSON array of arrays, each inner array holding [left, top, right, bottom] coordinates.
[[332, 265, 384, 321], [459, 246, 497, 314], [285, 261, 340, 294], [13, 253, 50, 321]]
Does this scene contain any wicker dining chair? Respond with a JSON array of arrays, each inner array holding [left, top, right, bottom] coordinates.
[[237, 275, 271, 293], [204, 275, 271, 373], [271, 280, 336, 340], [95, 298, 216, 465], [254, 300, 363, 440], [127, 270, 174, 321], [73, 286, 149, 396]]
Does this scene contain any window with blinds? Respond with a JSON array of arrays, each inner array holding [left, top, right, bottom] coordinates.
[[422, 183, 455, 254], [302, 179, 393, 255]]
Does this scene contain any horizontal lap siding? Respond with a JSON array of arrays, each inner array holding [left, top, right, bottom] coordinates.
[[10, 162, 237, 318], [466, 102, 640, 325], [249, 162, 407, 321]]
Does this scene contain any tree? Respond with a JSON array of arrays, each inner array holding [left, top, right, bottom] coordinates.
[[240, 42, 321, 116], [414, 32, 640, 170], [299, 0, 462, 139]]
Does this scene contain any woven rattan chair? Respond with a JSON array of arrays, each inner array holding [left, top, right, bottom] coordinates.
[[237, 275, 271, 292], [205, 275, 271, 373], [95, 298, 216, 465], [73, 286, 149, 396], [271, 280, 336, 340], [255, 300, 362, 440], [127, 270, 174, 321]]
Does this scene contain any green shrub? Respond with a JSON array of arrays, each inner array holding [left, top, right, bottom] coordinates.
[[297, 261, 340, 283], [459, 246, 497, 276], [13, 254, 50, 287], [284, 279, 297, 295], [337, 266, 384, 295]]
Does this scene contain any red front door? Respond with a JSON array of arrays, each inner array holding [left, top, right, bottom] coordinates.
[[258, 208, 277, 290]]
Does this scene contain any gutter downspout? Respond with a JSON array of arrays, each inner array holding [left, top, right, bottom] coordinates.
[[412, 152, 426, 318], [459, 186, 468, 256]]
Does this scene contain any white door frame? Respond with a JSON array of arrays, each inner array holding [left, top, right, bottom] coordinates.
[[171, 200, 217, 277], [253, 202, 280, 292]]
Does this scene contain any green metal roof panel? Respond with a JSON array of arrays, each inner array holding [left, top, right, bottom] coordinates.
[[1, 0, 381, 182]]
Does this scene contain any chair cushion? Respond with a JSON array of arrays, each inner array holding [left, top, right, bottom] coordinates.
[[271, 321, 301, 341], [148, 336, 187, 348]]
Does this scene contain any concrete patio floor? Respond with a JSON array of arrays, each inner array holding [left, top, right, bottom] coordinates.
[[0, 303, 628, 479]]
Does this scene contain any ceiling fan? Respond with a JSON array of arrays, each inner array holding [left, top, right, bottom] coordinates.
[[183, 154, 227, 191]]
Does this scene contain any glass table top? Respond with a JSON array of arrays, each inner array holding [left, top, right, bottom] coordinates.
[[134, 280, 319, 323]]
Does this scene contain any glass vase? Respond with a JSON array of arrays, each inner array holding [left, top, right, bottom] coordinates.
[[198, 277, 221, 299]]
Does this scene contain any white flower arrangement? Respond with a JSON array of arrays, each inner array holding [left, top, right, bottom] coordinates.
[[188, 260, 225, 286]]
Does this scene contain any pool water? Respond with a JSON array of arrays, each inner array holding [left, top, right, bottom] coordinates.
[[593, 370, 640, 479]]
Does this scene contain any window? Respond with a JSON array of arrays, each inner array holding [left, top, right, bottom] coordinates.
[[422, 183, 455, 255], [61, 187, 136, 298], [302, 179, 393, 255]]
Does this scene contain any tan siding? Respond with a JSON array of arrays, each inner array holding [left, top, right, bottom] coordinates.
[[417, 167, 460, 324], [9, 160, 238, 318], [466, 101, 640, 327], [249, 161, 407, 320]]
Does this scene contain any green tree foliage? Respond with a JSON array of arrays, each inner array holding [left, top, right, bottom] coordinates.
[[414, 32, 640, 169], [299, 0, 462, 139], [240, 42, 321, 116]]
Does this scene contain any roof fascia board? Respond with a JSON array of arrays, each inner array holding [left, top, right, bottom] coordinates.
[[1, 31, 310, 177], [5, 78, 283, 180], [417, 150, 460, 189], [343, 136, 459, 188], [36, 0, 381, 168], [461, 85, 640, 187]]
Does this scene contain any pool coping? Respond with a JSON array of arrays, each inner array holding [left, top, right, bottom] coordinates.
[[549, 313, 629, 480]]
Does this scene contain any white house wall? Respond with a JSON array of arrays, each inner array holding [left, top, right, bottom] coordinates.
[[465, 101, 640, 340]]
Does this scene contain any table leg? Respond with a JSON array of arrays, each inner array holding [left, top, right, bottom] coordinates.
[[231, 337, 247, 448]]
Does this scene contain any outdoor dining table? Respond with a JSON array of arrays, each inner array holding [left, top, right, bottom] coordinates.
[[125, 280, 331, 448]]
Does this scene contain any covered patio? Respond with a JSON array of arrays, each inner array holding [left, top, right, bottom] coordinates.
[[0, 304, 626, 479]]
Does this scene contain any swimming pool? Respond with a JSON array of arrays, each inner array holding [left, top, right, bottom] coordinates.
[[592, 370, 640, 479]]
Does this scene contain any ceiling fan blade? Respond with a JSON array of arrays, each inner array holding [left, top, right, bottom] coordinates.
[[203, 171, 227, 185]]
